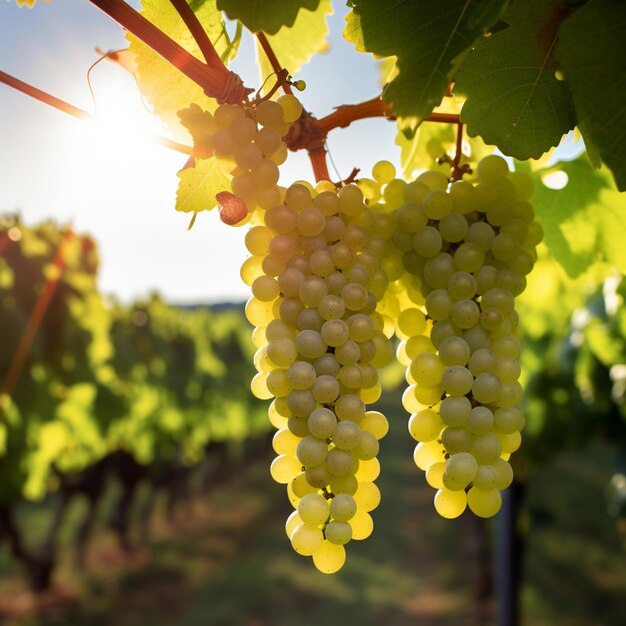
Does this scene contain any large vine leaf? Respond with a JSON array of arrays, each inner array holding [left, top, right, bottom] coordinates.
[[256, 0, 333, 88], [344, 0, 507, 131], [176, 158, 231, 213], [529, 156, 626, 277], [217, 0, 320, 35], [555, 0, 626, 191], [127, 0, 234, 139], [454, 0, 577, 160]]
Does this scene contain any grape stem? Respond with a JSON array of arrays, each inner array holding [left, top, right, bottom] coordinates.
[[168, 0, 223, 68], [0, 70, 194, 156], [86, 0, 252, 103], [256, 32, 294, 96], [309, 146, 331, 182]]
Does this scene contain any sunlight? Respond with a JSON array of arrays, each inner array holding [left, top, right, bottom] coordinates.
[[67, 70, 185, 182]]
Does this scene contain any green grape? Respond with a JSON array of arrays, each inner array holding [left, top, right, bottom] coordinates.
[[298, 493, 330, 526], [439, 396, 471, 426], [355, 457, 380, 481], [468, 406, 494, 435], [434, 488, 467, 519], [493, 406, 524, 434], [332, 421, 361, 450], [438, 336, 471, 366], [350, 511, 374, 540], [296, 436, 329, 467], [442, 366, 473, 396], [443, 452, 478, 490], [425, 289, 454, 321], [354, 481, 381, 512], [472, 372, 502, 404], [277, 94, 303, 122], [372, 160, 396, 184], [439, 212, 468, 242], [321, 319, 350, 347], [325, 521, 353, 545], [312, 541, 346, 573], [308, 407, 337, 439], [326, 448, 358, 477], [360, 411, 389, 440], [423, 190, 453, 220], [272, 428, 300, 457], [290, 523, 324, 555], [287, 389, 316, 418], [270, 455, 302, 484], [413, 440, 446, 470], [413, 226, 443, 257], [408, 408, 444, 441], [467, 486, 502, 517], [329, 493, 357, 521], [354, 431, 379, 460], [477, 154, 509, 184]]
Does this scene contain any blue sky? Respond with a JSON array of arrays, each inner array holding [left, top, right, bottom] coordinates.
[[0, 1, 400, 304]]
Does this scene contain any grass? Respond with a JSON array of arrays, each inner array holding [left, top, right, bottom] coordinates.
[[0, 393, 624, 626]]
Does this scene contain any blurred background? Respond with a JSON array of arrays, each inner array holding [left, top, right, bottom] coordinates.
[[1, 2, 625, 626]]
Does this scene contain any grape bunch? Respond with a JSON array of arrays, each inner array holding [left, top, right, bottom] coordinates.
[[356, 155, 540, 519], [242, 179, 393, 573], [179, 94, 303, 224], [388, 155, 541, 518]]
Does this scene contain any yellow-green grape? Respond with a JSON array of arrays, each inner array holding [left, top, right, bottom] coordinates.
[[290, 523, 324, 555], [434, 488, 467, 519], [312, 541, 346, 573], [467, 486, 502, 517]]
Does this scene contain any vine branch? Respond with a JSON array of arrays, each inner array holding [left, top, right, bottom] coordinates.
[[87, 0, 252, 103], [256, 32, 293, 96], [0, 70, 193, 155], [168, 0, 223, 68], [317, 96, 460, 134]]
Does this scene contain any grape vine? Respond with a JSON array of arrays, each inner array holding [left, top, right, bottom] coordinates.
[[2, 0, 625, 585]]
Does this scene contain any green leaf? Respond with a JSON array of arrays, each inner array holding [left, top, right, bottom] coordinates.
[[175, 158, 231, 213], [344, 0, 507, 129], [454, 0, 577, 159], [531, 156, 626, 277], [555, 0, 626, 191], [127, 0, 233, 139], [256, 0, 332, 88], [178, 103, 215, 158], [217, 0, 320, 35]]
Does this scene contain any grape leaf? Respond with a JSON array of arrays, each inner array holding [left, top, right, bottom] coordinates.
[[127, 0, 234, 139], [555, 0, 626, 191], [217, 0, 320, 35], [176, 158, 231, 213], [344, 0, 507, 130], [530, 156, 626, 277], [178, 103, 215, 158], [255, 0, 332, 89], [454, 0, 577, 160]]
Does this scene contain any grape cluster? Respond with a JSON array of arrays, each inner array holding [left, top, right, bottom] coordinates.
[[242, 180, 393, 573], [365, 156, 541, 519], [184, 95, 303, 224]]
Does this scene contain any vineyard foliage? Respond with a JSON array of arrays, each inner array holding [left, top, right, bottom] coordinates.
[[0, 216, 266, 504]]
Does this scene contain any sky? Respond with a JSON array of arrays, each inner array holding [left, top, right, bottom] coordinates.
[[0, 0, 401, 304]]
